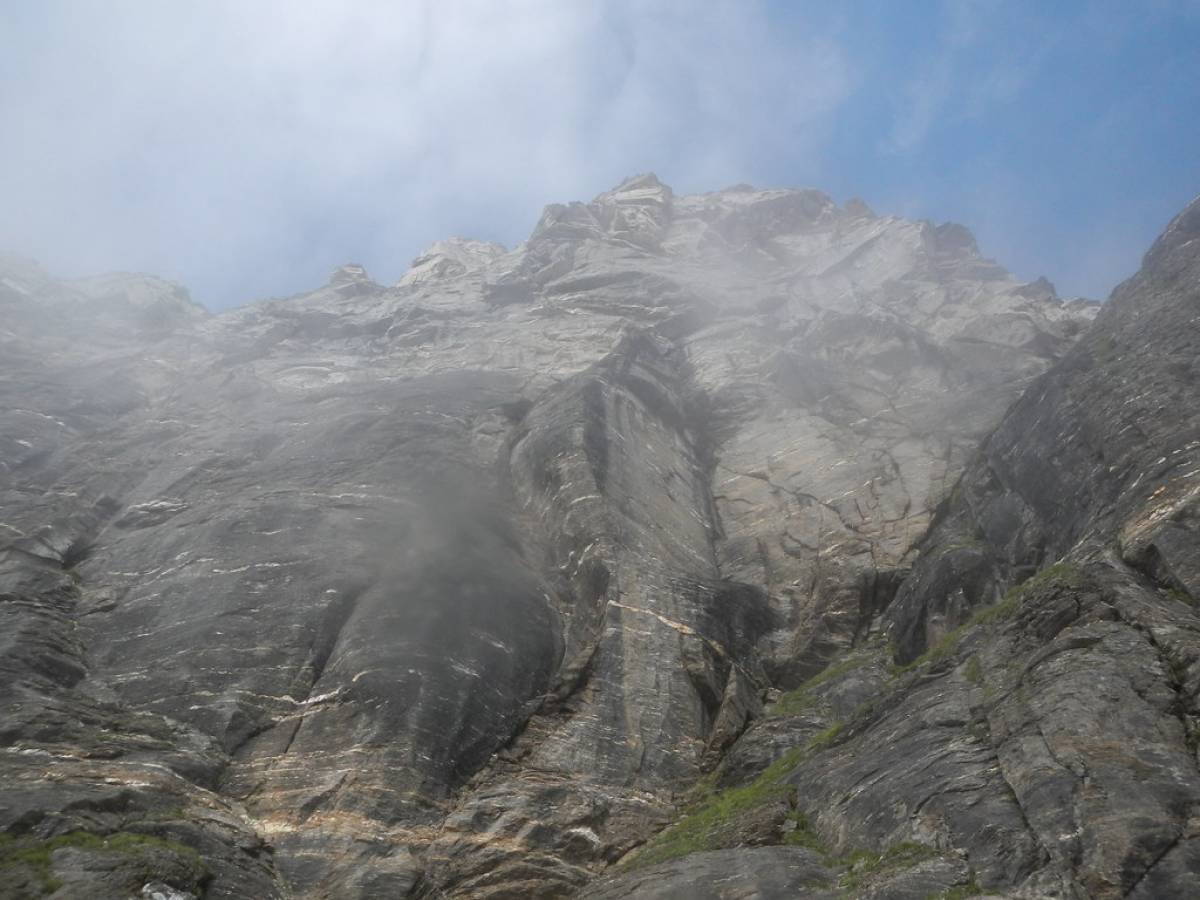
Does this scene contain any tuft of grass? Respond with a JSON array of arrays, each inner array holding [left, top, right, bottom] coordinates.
[[890, 627, 964, 677], [850, 696, 882, 723], [781, 809, 824, 851], [964, 656, 984, 685], [0, 833, 62, 895], [769, 655, 871, 718], [933, 875, 984, 899], [684, 765, 723, 802], [1003, 562, 1086, 601], [967, 594, 1019, 628], [626, 745, 807, 869], [807, 722, 844, 752], [981, 563, 1087, 630], [627, 716, 860, 871], [837, 841, 941, 892], [1167, 587, 1196, 606], [771, 687, 820, 718], [892, 564, 1088, 677]]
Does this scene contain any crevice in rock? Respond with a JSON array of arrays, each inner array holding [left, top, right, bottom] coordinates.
[[60, 536, 93, 570], [581, 378, 610, 494], [853, 567, 908, 644], [224, 586, 364, 767], [1095, 556, 1200, 766], [969, 645, 1071, 886], [305, 586, 364, 692], [1122, 829, 1186, 899]]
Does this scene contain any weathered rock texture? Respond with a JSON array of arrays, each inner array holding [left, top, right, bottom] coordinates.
[[3, 178, 1195, 899]]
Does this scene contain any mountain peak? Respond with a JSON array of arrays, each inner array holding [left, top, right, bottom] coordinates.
[[608, 172, 666, 194], [328, 262, 377, 296], [1142, 192, 1200, 277]]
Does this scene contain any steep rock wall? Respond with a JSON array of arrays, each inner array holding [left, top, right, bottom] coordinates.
[[0, 179, 1112, 898]]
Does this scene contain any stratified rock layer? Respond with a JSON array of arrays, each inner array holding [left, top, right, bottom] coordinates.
[[7, 181, 1193, 900]]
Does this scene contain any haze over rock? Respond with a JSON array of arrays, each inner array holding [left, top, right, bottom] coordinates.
[[5, 179, 1196, 900]]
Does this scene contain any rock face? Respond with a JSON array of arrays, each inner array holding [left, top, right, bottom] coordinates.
[[4, 178, 1195, 899]]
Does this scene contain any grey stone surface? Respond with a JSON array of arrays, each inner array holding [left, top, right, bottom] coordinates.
[[11, 177, 1192, 899], [576, 846, 838, 899], [765, 195, 1200, 898]]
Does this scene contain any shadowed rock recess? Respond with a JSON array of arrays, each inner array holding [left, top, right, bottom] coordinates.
[[0, 177, 1195, 898]]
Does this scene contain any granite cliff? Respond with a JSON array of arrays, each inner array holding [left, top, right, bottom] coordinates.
[[1, 176, 1195, 899]]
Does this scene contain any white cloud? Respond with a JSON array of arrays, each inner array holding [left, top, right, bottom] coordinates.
[[0, 1, 852, 308], [882, 0, 1052, 154]]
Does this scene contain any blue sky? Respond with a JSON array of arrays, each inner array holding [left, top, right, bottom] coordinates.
[[1, 1, 1197, 309]]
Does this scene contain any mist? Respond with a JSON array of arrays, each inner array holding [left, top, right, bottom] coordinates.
[[2, 1, 1197, 309]]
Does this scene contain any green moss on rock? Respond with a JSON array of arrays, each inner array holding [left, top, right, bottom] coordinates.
[[0, 830, 207, 898], [625, 746, 808, 868], [837, 841, 941, 892], [768, 652, 876, 718], [892, 563, 1089, 676]]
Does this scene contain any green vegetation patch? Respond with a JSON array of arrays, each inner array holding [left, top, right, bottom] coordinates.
[[627, 744, 811, 869], [1003, 562, 1087, 601], [769, 653, 875, 718], [628, 711, 869, 871], [0, 830, 205, 897], [966, 593, 1020, 628], [770, 687, 821, 718], [781, 809, 825, 851], [625, 736, 954, 893], [933, 875, 985, 899], [889, 626, 965, 677], [1167, 587, 1196, 606], [837, 841, 941, 892], [807, 722, 844, 752], [892, 563, 1088, 677]]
